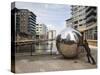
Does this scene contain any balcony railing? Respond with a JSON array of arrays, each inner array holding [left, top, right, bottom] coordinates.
[[86, 15, 96, 23], [77, 25, 86, 32], [86, 8, 95, 16]]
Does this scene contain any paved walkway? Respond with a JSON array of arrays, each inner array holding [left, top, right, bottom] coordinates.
[[15, 48, 97, 73]]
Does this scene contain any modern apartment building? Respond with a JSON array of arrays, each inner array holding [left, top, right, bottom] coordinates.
[[13, 8, 36, 40], [85, 6, 97, 40], [71, 5, 86, 31], [11, 7, 37, 54], [28, 11, 37, 36], [36, 24, 47, 39], [69, 5, 97, 43]]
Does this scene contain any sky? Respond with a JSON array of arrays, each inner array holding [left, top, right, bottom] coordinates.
[[15, 1, 71, 35]]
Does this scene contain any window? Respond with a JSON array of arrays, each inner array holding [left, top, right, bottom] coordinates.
[[74, 26, 77, 28], [74, 21, 78, 24], [79, 19, 82, 21], [79, 24, 82, 26]]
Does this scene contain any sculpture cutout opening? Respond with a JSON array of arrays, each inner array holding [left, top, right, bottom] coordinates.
[[56, 27, 82, 58]]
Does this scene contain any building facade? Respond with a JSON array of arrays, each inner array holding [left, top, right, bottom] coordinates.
[[85, 6, 97, 40], [71, 5, 86, 31], [15, 8, 36, 40], [28, 12, 36, 37], [36, 24, 47, 40], [70, 5, 97, 42]]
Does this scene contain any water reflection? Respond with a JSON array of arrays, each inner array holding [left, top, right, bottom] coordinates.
[[59, 27, 82, 43], [35, 42, 48, 53]]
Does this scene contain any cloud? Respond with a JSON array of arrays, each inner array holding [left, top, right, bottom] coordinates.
[[44, 3, 69, 9], [15, 2, 71, 36]]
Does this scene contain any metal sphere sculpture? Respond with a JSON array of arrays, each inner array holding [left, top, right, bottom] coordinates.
[[56, 27, 82, 58]]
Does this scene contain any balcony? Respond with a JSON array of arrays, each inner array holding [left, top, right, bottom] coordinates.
[[86, 7, 92, 12], [86, 8, 95, 16], [86, 22, 97, 28], [86, 15, 96, 23], [77, 25, 86, 32]]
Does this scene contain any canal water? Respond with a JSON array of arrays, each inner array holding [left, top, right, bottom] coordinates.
[[16, 40, 59, 55]]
